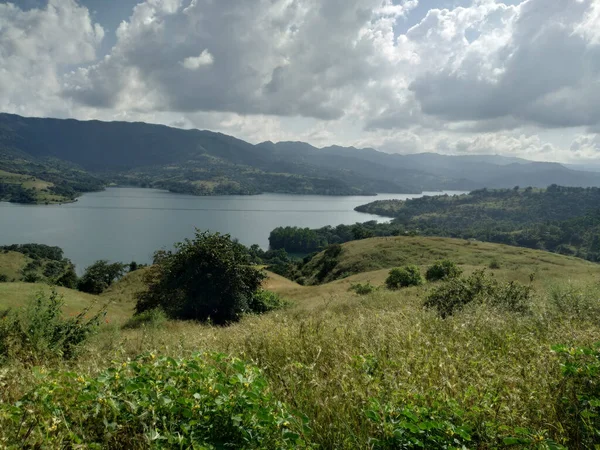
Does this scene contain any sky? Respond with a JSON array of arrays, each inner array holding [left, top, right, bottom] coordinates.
[[1, 0, 600, 164]]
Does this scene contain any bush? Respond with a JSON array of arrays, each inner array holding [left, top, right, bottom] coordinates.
[[365, 398, 472, 449], [424, 270, 532, 318], [122, 308, 168, 330], [136, 231, 266, 324], [0, 274, 7, 283], [385, 266, 423, 290], [22, 272, 40, 283], [349, 281, 376, 295], [0, 353, 310, 449], [248, 290, 287, 314], [425, 260, 463, 282], [0, 290, 105, 363], [488, 258, 501, 269], [553, 343, 600, 449]]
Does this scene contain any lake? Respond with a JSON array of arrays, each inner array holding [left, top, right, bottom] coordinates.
[[0, 188, 466, 271]]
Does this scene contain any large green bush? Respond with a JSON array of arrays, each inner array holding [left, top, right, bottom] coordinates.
[[0, 353, 310, 449], [425, 260, 463, 282], [385, 265, 423, 290], [136, 231, 267, 324], [424, 270, 532, 318]]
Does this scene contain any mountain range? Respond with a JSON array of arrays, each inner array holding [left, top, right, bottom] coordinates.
[[1, 113, 599, 203]]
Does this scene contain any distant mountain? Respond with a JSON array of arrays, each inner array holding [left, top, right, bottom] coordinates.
[[1, 113, 600, 203]]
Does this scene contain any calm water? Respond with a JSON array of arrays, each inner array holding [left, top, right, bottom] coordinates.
[[0, 188, 466, 271]]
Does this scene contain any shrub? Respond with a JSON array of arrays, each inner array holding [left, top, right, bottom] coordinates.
[[136, 231, 266, 324], [385, 266, 423, 290], [0, 289, 105, 363], [425, 260, 463, 282], [0, 353, 310, 449], [0, 274, 7, 283], [22, 272, 40, 283], [365, 398, 472, 449], [424, 270, 532, 318], [122, 308, 168, 330], [248, 290, 287, 314], [547, 283, 600, 321], [488, 258, 501, 269], [349, 281, 377, 295], [553, 343, 600, 449]]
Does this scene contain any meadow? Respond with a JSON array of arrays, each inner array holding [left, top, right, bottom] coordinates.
[[1, 236, 600, 448]]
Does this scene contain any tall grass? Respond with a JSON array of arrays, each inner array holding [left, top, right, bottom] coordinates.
[[2, 282, 599, 448]]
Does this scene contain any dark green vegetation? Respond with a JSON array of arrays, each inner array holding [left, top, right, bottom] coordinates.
[[135, 231, 275, 324], [269, 222, 401, 253], [424, 269, 533, 318], [385, 265, 423, 289], [4, 113, 600, 203], [425, 259, 463, 281], [0, 244, 76, 285], [0, 236, 600, 448], [355, 185, 600, 263], [77, 261, 128, 295]]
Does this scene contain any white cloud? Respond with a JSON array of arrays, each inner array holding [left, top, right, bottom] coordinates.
[[1, 0, 600, 165], [0, 0, 103, 116], [181, 50, 214, 70]]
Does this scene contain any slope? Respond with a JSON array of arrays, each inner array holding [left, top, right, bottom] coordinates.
[[294, 235, 600, 286]]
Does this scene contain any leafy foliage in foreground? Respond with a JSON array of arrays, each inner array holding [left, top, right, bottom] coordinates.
[[553, 344, 600, 449], [136, 231, 267, 324], [424, 270, 533, 318], [366, 399, 472, 449], [0, 353, 310, 449]]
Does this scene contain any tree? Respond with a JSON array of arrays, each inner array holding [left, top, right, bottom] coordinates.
[[56, 265, 78, 289], [78, 261, 126, 294], [135, 231, 267, 324]]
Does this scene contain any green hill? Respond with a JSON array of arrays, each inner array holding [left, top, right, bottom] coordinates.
[[291, 235, 600, 286], [354, 186, 600, 262]]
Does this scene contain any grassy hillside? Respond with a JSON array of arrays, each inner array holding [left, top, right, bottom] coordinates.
[[0, 283, 132, 320], [293, 235, 600, 285], [1, 238, 600, 448], [0, 251, 28, 281]]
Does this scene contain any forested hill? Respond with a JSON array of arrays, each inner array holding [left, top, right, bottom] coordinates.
[[354, 186, 600, 262], [3, 113, 600, 203]]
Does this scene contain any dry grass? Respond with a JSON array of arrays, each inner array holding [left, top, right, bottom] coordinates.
[[0, 283, 133, 320]]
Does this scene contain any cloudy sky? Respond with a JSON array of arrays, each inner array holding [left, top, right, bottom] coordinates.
[[1, 0, 600, 163]]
